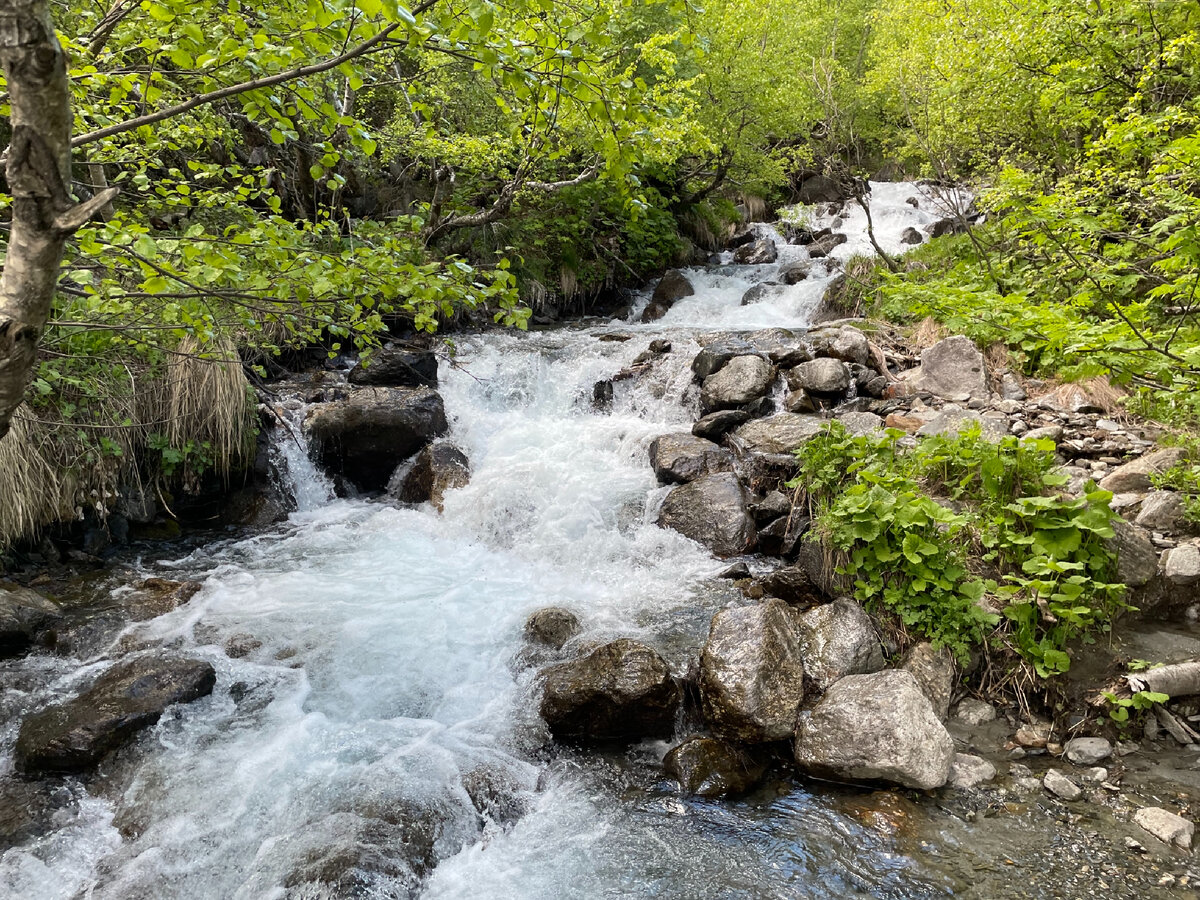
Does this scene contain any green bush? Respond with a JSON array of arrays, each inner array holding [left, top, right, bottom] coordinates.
[[790, 423, 1126, 673]]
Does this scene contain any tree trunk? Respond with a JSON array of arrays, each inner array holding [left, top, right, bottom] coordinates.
[[0, 0, 115, 440]]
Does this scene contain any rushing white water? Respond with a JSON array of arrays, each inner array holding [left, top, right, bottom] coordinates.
[[0, 183, 963, 899]]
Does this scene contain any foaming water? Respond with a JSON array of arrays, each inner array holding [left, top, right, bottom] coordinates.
[[0, 183, 965, 899]]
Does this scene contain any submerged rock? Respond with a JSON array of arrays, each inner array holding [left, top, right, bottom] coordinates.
[[388, 441, 470, 511], [0, 585, 62, 659], [538, 639, 680, 742], [793, 670, 954, 790], [306, 386, 448, 491], [698, 598, 807, 743], [649, 433, 734, 484], [657, 473, 757, 558], [663, 736, 766, 798], [15, 653, 217, 775], [700, 355, 775, 413], [349, 347, 438, 388], [796, 598, 886, 692]]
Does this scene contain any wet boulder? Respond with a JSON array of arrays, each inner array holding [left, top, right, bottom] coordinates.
[[388, 441, 470, 512], [796, 598, 886, 692], [0, 585, 62, 658], [663, 736, 766, 798], [900, 227, 923, 245], [698, 598, 807, 743], [793, 670, 955, 790], [692, 409, 751, 442], [349, 347, 438, 388], [760, 564, 824, 606], [740, 282, 785, 306], [15, 653, 217, 775], [700, 355, 774, 413], [913, 335, 988, 402], [808, 233, 847, 258], [779, 263, 811, 285], [728, 414, 824, 455], [306, 386, 448, 491], [785, 359, 850, 396], [657, 473, 757, 557], [692, 337, 760, 380], [524, 607, 581, 650], [649, 433, 734, 484], [538, 639, 680, 742], [733, 238, 778, 265], [641, 269, 695, 322]]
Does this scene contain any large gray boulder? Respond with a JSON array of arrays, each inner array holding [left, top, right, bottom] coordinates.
[[793, 670, 955, 789], [648, 433, 734, 484], [0, 585, 62, 659], [733, 238, 778, 265], [785, 359, 850, 395], [538, 639, 680, 742], [914, 336, 988, 401], [698, 598, 807, 743], [729, 414, 824, 455], [692, 337, 760, 380], [349, 347, 438, 388], [388, 441, 469, 511], [1099, 448, 1188, 494], [796, 598, 885, 692], [1135, 491, 1190, 534], [306, 386, 448, 491], [795, 174, 843, 204], [657, 473, 757, 557], [741, 283, 785, 306], [915, 407, 1009, 441], [700, 355, 774, 413], [15, 654, 217, 774], [641, 269, 695, 322], [1163, 541, 1200, 586], [663, 736, 766, 798], [808, 233, 847, 258]]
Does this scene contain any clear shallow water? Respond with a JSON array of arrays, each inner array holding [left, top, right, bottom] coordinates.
[[1, 184, 986, 899]]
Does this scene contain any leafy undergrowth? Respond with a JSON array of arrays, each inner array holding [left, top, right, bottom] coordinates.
[[789, 423, 1127, 678]]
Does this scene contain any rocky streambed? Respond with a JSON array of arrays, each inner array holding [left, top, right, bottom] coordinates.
[[2, 182, 1200, 897]]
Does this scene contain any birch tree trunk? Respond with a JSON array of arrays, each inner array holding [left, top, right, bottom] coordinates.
[[0, 0, 115, 440]]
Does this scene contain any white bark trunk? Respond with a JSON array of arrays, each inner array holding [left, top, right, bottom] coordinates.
[[0, 0, 115, 439]]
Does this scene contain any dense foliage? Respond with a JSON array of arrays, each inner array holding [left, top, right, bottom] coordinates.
[[790, 424, 1126, 675]]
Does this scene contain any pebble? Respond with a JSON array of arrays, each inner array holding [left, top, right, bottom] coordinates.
[[955, 698, 997, 726]]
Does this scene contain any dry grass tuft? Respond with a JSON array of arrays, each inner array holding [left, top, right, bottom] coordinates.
[[1035, 376, 1127, 417], [156, 336, 255, 481], [739, 193, 768, 223], [908, 316, 950, 352]]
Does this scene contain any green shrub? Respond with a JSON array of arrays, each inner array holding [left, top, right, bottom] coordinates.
[[790, 423, 1126, 673]]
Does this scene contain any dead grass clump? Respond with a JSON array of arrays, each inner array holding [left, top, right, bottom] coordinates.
[[156, 336, 256, 482], [1034, 376, 1128, 417], [908, 316, 950, 353]]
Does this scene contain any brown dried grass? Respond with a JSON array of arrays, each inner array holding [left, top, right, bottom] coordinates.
[[908, 316, 950, 352]]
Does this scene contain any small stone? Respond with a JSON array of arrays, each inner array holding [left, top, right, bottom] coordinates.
[[955, 698, 998, 726], [1022, 425, 1064, 442], [1000, 373, 1027, 401], [947, 753, 996, 789], [1064, 737, 1112, 766], [1163, 541, 1200, 585], [692, 409, 751, 442], [1043, 768, 1082, 801], [1016, 723, 1050, 749], [524, 608, 581, 650], [1080, 767, 1109, 783], [1133, 807, 1194, 849]]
